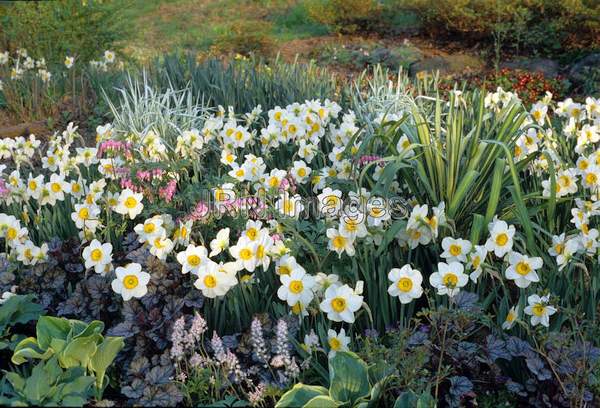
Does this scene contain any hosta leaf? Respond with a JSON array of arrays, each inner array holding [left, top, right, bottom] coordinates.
[[60, 367, 87, 384], [367, 360, 395, 384], [396, 385, 435, 408], [304, 395, 340, 407], [12, 337, 53, 365], [61, 376, 95, 397], [23, 360, 51, 403], [416, 392, 436, 408], [44, 356, 63, 380], [68, 320, 90, 340], [0, 295, 44, 334], [70, 320, 104, 340], [328, 352, 370, 405], [60, 395, 88, 407], [5, 372, 25, 392], [50, 338, 67, 355], [394, 391, 417, 408], [59, 335, 99, 368], [276, 384, 328, 407], [89, 336, 125, 389], [36, 316, 71, 350], [368, 380, 386, 405]]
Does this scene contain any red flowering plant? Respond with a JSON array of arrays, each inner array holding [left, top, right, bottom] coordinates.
[[438, 68, 569, 106], [489, 68, 568, 105]]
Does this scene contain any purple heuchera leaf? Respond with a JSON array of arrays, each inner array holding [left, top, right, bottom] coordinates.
[[506, 380, 527, 396], [486, 335, 511, 362], [526, 356, 552, 381], [146, 365, 173, 385], [449, 376, 473, 396], [222, 334, 239, 349], [408, 331, 428, 346], [121, 378, 145, 399], [452, 291, 480, 312], [506, 336, 534, 358], [108, 321, 137, 338]]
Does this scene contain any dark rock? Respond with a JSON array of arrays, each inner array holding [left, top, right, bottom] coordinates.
[[409, 54, 484, 77], [569, 53, 600, 85], [501, 58, 560, 77], [0, 121, 47, 138], [409, 56, 449, 76]]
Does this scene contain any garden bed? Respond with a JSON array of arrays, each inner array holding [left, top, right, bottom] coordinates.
[[1, 0, 600, 404], [0, 51, 599, 406]]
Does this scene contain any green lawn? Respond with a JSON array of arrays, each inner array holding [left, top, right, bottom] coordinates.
[[120, 0, 329, 59]]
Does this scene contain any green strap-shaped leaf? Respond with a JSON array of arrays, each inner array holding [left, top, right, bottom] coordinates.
[[484, 158, 506, 225], [447, 169, 479, 219], [469, 214, 485, 245]]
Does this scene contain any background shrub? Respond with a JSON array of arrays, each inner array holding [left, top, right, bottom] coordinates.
[[212, 20, 276, 57], [402, 0, 600, 56], [304, 0, 410, 35], [0, 0, 129, 65], [305, 0, 380, 34]]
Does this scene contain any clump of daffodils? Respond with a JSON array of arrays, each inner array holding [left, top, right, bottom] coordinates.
[[398, 203, 446, 249], [2, 90, 600, 362]]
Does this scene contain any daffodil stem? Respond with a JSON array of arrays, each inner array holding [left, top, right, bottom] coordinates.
[[362, 301, 374, 330], [400, 303, 406, 329], [284, 222, 321, 271], [434, 316, 449, 402]]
